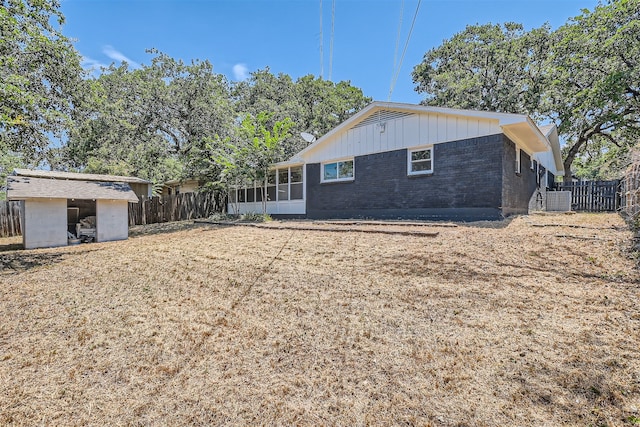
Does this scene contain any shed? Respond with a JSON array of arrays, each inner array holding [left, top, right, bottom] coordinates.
[[6, 170, 144, 249]]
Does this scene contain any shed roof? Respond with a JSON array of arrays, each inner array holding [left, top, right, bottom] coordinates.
[[13, 169, 151, 184], [6, 176, 140, 203]]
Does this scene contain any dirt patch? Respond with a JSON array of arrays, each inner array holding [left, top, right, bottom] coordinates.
[[0, 213, 639, 426]]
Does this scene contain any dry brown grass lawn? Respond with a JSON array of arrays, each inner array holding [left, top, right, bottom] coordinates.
[[1, 213, 639, 426]]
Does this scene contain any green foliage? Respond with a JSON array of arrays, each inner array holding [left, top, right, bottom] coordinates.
[[65, 56, 368, 189], [0, 145, 24, 199], [412, 0, 640, 181], [66, 51, 234, 186], [546, 0, 640, 180], [570, 136, 631, 181], [0, 0, 85, 164], [212, 113, 293, 214], [628, 415, 640, 425], [208, 211, 234, 222], [239, 212, 272, 222], [233, 70, 371, 158], [1, 0, 370, 189], [413, 22, 550, 115], [206, 211, 271, 223]]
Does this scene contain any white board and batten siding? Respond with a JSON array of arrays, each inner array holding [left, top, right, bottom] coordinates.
[[302, 112, 502, 164]]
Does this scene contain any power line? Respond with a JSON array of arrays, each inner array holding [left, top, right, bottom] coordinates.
[[388, 0, 421, 101], [392, 0, 404, 74], [329, 0, 335, 81], [319, 0, 323, 79]]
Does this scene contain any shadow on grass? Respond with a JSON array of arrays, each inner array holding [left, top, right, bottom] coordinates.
[[460, 216, 514, 229], [1, 251, 67, 274], [370, 236, 637, 285], [129, 221, 209, 238], [0, 242, 23, 253]]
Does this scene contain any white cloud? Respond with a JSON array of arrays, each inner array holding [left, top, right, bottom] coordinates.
[[103, 45, 140, 68], [81, 56, 108, 72], [233, 63, 249, 81]]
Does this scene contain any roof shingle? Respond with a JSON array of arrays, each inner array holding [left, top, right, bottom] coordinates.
[[6, 176, 140, 202], [13, 169, 150, 184]]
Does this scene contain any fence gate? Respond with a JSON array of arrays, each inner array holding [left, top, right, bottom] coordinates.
[[555, 180, 621, 212]]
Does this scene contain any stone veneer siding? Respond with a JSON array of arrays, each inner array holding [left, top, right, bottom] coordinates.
[[305, 134, 521, 221]]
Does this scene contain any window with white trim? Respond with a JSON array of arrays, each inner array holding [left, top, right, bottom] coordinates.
[[322, 159, 354, 182], [515, 147, 521, 174], [408, 146, 433, 175]]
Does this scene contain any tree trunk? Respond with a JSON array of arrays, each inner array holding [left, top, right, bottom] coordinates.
[[562, 136, 588, 183]]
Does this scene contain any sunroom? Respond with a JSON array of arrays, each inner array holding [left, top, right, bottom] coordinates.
[[227, 163, 305, 215]]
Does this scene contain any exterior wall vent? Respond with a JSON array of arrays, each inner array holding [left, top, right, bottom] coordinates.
[[350, 110, 415, 130]]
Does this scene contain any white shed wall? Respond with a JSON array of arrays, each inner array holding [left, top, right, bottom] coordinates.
[[23, 199, 68, 249], [303, 113, 501, 163], [96, 200, 129, 242]]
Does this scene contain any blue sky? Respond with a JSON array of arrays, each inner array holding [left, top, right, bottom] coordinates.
[[60, 0, 599, 105]]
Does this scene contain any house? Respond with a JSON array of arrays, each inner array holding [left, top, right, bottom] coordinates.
[[228, 101, 564, 221], [6, 170, 150, 249], [161, 178, 202, 196]]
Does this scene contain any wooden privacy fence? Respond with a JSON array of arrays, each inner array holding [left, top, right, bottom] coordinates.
[[623, 158, 640, 219], [0, 200, 22, 238], [129, 191, 223, 225], [555, 180, 622, 212], [0, 192, 223, 237]]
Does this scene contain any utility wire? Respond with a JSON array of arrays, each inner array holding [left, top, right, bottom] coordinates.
[[391, 0, 404, 75], [319, 0, 324, 79], [329, 0, 335, 81], [388, 0, 421, 101]]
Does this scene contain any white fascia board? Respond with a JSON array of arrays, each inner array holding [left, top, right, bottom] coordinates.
[[273, 159, 304, 168], [527, 117, 552, 149], [363, 101, 531, 127], [544, 125, 565, 175], [501, 120, 550, 154]]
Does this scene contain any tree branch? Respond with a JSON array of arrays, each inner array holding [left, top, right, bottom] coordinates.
[[599, 132, 622, 147]]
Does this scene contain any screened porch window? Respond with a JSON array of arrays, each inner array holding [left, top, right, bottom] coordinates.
[[290, 166, 303, 200], [278, 169, 289, 201], [246, 185, 255, 202], [266, 170, 276, 201], [231, 166, 304, 204]]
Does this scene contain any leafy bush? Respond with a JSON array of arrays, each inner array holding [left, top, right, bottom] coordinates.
[[208, 211, 272, 222], [239, 212, 272, 222], [208, 212, 235, 221]]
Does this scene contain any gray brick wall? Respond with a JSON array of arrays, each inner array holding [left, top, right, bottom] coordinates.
[[305, 134, 506, 221], [501, 137, 538, 216]]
